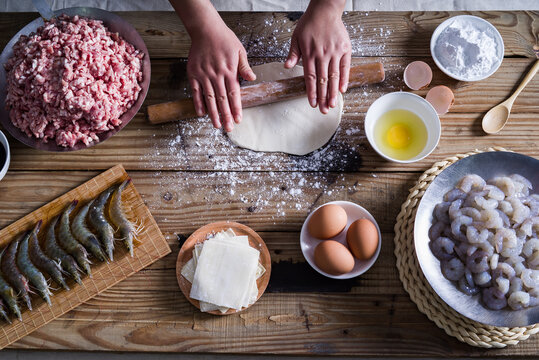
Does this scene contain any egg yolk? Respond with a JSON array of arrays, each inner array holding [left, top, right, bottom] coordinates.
[[386, 123, 411, 149]]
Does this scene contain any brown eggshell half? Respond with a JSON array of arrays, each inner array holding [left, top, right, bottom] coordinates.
[[403, 61, 433, 90], [426, 85, 455, 115]]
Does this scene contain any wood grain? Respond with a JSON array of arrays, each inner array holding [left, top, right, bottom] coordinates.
[[2, 12, 536, 58], [0, 165, 171, 349]]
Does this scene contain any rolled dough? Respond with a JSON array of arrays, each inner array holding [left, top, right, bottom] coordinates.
[[227, 62, 343, 156]]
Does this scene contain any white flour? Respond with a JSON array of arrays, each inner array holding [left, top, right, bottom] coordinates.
[[434, 18, 500, 80]]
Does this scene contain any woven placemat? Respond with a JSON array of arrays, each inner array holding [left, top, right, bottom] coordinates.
[[394, 147, 539, 348]]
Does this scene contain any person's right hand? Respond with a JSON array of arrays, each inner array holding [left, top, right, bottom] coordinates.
[[187, 24, 256, 132]]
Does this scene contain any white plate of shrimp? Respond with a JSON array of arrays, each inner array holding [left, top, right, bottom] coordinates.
[[415, 151, 539, 327]]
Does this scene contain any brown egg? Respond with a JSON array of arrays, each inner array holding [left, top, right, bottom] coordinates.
[[314, 240, 355, 275], [346, 219, 379, 260], [307, 204, 347, 239]]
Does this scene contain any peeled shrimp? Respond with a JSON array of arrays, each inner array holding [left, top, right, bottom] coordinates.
[[429, 237, 455, 261], [441, 257, 465, 281], [28, 219, 69, 291], [451, 215, 472, 240], [44, 216, 82, 285], [448, 199, 464, 221], [493, 262, 516, 281], [495, 277, 510, 294], [488, 176, 516, 197], [444, 188, 466, 202], [484, 185, 505, 201], [494, 228, 517, 252], [473, 271, 491, 287], [482, 287, 507, 310], [458, 174, 486, 193], [0, 252, 22, 321], [72, 201, 107, 263], [466, 226, 489, 244], [523, 237, 539, 258], [58, 201, 91, 276], [0, 234, 32, 310], [459, 269, 479, 295], [16, 223, 52, 306], [108, 180, 139, 257], [521, 269, 539, 289], [428, 221, 446, 241], [88, 188, 115, 261], [466, 250, 489, 273], [508, 291, 530, 310], [433, 202, 451, 224], [459, 207, 482, 221], [510, 174, 532, 197], [480, 209, 504, 229]]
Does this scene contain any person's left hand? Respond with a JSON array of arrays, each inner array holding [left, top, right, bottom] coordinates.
[[285, 0, 351, 114]]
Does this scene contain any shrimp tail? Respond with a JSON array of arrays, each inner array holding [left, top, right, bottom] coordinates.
[[0, 299, 11, 324]]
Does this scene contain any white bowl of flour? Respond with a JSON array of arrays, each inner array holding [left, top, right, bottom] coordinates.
[[431, 15, 504, 82]]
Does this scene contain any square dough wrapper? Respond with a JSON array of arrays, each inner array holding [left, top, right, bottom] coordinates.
[[190, 239, 260, 309], [227, 62, 343, 156]]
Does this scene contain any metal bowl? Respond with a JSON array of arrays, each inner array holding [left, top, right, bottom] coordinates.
[[0, 7, 151, 152], [415, 151, 539, 327]]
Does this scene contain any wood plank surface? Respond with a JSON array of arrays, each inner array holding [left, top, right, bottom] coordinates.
[[0, 9, 538, 356], [0, 171, 537, 356], [1, 12, 536, 58]]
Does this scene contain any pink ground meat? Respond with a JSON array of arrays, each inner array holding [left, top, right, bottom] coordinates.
[[4, 14, 143, 148]]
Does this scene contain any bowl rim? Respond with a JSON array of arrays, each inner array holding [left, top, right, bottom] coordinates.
[[364, 91, 441, 164], [0, 7, 151, 152], [0, 130, 10, 181], [430, 14, 504, 82], [300, 200, 382, 280]]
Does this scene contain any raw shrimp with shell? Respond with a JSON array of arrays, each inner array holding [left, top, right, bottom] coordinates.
[[0, 252, 22, 321], [44, 216, 82, 285], [16, 223, 52, 306], [88, 188, 116, 261], [0, 234, 33, 310], [72, 201, 107, 263], [108, 179, 143, 257], [58, 201, 92, 276]]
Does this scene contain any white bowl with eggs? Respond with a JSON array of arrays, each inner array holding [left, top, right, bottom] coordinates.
[[0, 130, 10, 182], [300, 201, 381, 279], [365, 92, 441, 163]]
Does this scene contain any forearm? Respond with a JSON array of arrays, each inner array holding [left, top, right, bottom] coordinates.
[[169, 0, 225, 37], [306, 0, 347, 18]]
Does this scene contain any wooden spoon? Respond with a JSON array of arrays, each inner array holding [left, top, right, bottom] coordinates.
[[482, 59, 539, 134]]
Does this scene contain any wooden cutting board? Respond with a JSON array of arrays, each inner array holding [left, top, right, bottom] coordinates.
[[0, 164, 171, 349]]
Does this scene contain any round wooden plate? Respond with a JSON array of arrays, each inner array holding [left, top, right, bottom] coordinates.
[[176, 221, 271, 315]]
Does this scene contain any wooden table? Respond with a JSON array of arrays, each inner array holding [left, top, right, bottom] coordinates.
[[0, 10, 538, 357]]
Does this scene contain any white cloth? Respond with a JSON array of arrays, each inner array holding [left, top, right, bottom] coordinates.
[[1, 0, 537, 12]]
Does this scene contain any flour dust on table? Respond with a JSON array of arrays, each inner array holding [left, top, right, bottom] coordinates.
[[227, 62, 343, 156]]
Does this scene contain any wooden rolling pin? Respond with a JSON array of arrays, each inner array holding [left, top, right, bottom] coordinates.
[[147, 62, 385, 125]]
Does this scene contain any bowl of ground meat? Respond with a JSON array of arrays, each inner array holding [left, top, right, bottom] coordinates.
[[0, 7, 150, 151]]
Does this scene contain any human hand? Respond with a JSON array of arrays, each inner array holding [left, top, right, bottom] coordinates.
[[187, 23, 256, 132], [285, 0, 351, 114]]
